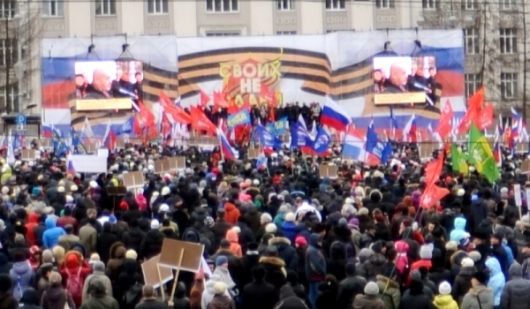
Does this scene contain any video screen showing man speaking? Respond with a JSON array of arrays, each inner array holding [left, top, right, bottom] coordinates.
[[372, 56, 438, 107]]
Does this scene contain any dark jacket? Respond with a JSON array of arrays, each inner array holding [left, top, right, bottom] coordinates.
[[326, 242, 347, 282], [140, 228, 165, 260], [315, 279, 338, 309], [241, 279, 278, 309], [398, 280, 435, 309], [361, 253, 387, 281], [0, 252, 12, 275], [0, 292, 18, 309], [259, 256, 287, 290], [500, 262, 530, 309], [41, 285, 75, 309], [19, 288, 41, 309], [270, 236, 298, 272], [305, 234, 326, 282], [122, 227, 146, 254], [208, 294, 235, 309], [172, 282, 191, 309], [97, 230, 119, 264], [80, 278, 119, 309], [336, 275, 367, 309], [135, 299, 168, 309], [273, 285, 309, 309], [352, 294, 385, 309], [452, 266, 476, 304]]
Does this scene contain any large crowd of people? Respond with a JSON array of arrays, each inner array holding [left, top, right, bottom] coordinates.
[[0, 142, 528, 309]]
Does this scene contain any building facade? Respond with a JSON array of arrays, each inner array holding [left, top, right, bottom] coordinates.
[[1, 0, 529, 124]]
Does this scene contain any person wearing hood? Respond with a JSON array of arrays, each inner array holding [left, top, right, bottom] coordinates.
[[315, 275, 338, 309], [360, 241, 387, 281], [207, 281, 235, 309], [449, 217, 467, 243], [160, 218, 179, 240], [258, 245, 287, 290], [376, 265, 401, 309], [305, 233, 326, 308], [41, 272, 76, 309], [60, 250, 91, 306], [139, 219, 165, 260], [9, 252, 35, 302], [269, 232, 298, 272], [485, 257, 505, 308], [280, 212, 298, 244], [352, 281, 385, 309], [42, 217, 66, 249], [79, 277, 119, 309], [500, 262, 530, 309], [201, 274, 232, 309], [452, 257, 476, 304], [399, 278, 436, 309], [224, 196, 241, 225], [337, 262, 367, 309], [241, 266, 278, 309], [433, 281, 458, 309], [115, 258, 143, 306], [460, 270, 494, 309], [97, 222, 119, 264], [19, 287, 41, 309], [273, 205, 288, 228], [122, 219, 146, 254], [105, 242, 126, 284], [25, 212, 39, 246], [272, 285, 308, 309], [82, 261, 112, 302], [170, 282, 191, 309], [226, 229, 242, 257]]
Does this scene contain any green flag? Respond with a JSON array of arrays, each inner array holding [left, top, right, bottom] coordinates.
[[468, 124, 499, 183], [451, 144, 468, 174]]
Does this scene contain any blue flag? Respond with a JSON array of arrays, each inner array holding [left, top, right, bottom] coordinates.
[[257, 124, 282, 149], [117, 117, 134, 135], [310, 127, 331, 154], [381, 141, 393, 164], [70, 127, 87, 154]]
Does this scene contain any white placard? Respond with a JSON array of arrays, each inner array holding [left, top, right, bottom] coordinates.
[[526, 188, 530, 208], [70, 155, 107, 173], [514, 184, 522, 207], [97, 148, 109, 157]]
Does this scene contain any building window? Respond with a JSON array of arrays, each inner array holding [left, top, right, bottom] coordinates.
[[462, 0, 477, 10], [463, 28, 479, 54], [95, 0, 116, 16], [501, 72, 518, 99], [0, 83, 19, 113], [0, 0, 15, 18], [43, 0, 63, 17], [277, 0, 294, 10], [422, 0, 438, 10], [147, 0, 168, 14], [501, 0, 515, 10], [465, 74, 480, 98], [0, 39, 17, 67], [206, 0, 238, 12], [326, 0, 345, 10], [500, 28, 517, 54], [277, 31, 296, 35], [205, 31, 240, 36], [375, 0, 394, 9]]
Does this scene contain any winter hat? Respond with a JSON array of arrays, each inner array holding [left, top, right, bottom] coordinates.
[[266, 245, 279, 257], [364, 282, 379, 295], [457, 188, 465, 196], [461, 257, 475, 267], [92, 261, 105, 272], [338, 218, 348, 227], [150, 219, 160, 229], [439, 281, 451, 295], [161, 186, 170, 196], [419, 244, 433, 259], [57, 186, 65, 193], [445, 241, 458, 251], [89, 253, 100, 262], [215, 256, 228, 267], [261, 213, 272, 224], [341, 204, 356, 216], [468, 251, 482, 262], [285, 212, 296, 222], [42, 249, 55, 263], [358, 207, 369, 216], [213, 281, 227, 295], [347, 218, 359, 229], [126, 249, 138, 260], [265, 223, 277, 234], [295, 236, 307, 247], [159, 204, 170, 212], [278, 205, 288, 214]]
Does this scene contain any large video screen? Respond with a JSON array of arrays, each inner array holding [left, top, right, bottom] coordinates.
[[372, 56, 438, 106], [73, 60, 144, 111]]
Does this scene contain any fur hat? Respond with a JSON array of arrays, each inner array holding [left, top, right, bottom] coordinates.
[[265, 223, 277, 234], [364, 282, 379, 295], [445, 241, 458, 251], [468, 251, 482, 262], [213, 281, 227, 295], [285, 212, 296, 222], [439, 281, 451, 295], [461, 257, 475, 267]]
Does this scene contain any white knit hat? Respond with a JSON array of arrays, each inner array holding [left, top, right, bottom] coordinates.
[[439, 281, 451, 295], [265, 223, 277, 234], [213, 281, 227, 295], [364, 282, 379, 295], [461, 257, 474, 267], [150, 219, 160, 229], [285, 212, 296, 222]]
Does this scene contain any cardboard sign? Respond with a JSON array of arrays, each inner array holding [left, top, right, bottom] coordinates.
[[70, 155, 108, 173], [319, 165, 338, 179], [168, 157, 186, 171], [420, 143, 439, 159], [525, 188, 530, 208], [122, 171, 145, 188], [248, 147, 260, 159], [516, 142, 529, 154], [141, 254, 173, 289], [97, 148, 109, 157], [515, 184, 522, 207], [523, 160, 530, 174], [154, 159, 170, 174], [21, 149, 36, 160], [158, 239, 204, 272], [39, 138, 52, 149], [116, 139, 127, 149]]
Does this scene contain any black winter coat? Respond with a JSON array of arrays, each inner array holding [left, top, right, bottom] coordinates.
[[273, 286, 308, 309], [122, 227, 146, 253], [241, 280, 278, 309], [140, 229, 165, 260], [270, 237, 298, 272], [336, 276, 367, 309], [259, 256, 287, 290]]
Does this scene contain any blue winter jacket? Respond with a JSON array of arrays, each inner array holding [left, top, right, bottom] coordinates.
[[42, 217, 66, 248], [502, 242, 514, 267], [450, 217, 467, 242], [9, 261, 34, 301], [305, 233, 326, 282], [486, 257, 506, 306], [280, 221, 298, 244]]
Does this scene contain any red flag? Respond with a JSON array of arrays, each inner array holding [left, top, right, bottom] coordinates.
[[159, 92, 191, 124], [476, 103, 494, 130], [137, 102, 158, 138], [190, 106, 217, 135], [420, 185, 450, 209], [133, 116, 143, 136], [260, 83, 277, 106], [199, 91, 210, 108], [468, 85, 485, 110], [424, 154, 443, 187], [161, 113, 172, 135], [457, 104, 479, 134], [437, 100, 454, 139], [213, 91, 229, 109]]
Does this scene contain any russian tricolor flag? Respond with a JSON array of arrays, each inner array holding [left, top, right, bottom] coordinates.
[[320, 97, 351, 132], [402, 114, 417, 142], [493, 139, 502, 166], [511, 107, 521, 140], [67, 156, 76, 175], [42, 125, 53, 138], [342, 126, 366, 161], [217, 128, 238, 161]]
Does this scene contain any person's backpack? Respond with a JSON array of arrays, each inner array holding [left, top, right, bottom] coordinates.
[[65, 267, 83, 300], [124, 283, 143, 308]]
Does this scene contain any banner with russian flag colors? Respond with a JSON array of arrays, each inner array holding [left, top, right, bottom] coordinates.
[[217, 129, 238, 161], [342, 127, 366, 162], [320, 97, 351, 132]]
